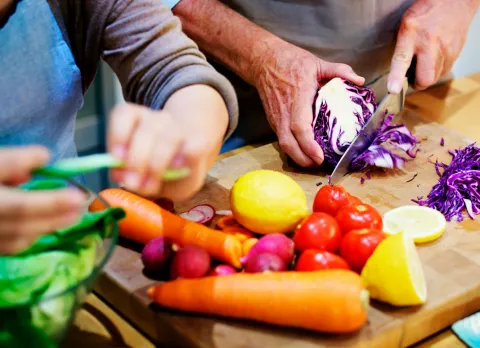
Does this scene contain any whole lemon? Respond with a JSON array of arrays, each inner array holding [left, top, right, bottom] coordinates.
[[230, 170, 309, 234]]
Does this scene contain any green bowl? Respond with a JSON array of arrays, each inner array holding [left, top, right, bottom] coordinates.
[[0, 178, 119, 348]]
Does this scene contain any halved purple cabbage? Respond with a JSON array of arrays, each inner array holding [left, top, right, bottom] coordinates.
[[413, 143, 480, 221], [312, 78, 418, 170]]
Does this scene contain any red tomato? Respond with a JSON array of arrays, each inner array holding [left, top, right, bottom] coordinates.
[[313, 185, 363, 216], [347, 195, 362, 206], [335, 203, 383, 235], [339, 229, 387, 273], [295, 250, 350, 272], [293, 213, 342, 253]]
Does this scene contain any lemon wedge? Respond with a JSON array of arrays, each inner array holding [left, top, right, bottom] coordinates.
[[230, 170, 309, 235], [382, 205, 446, 244], [361, 232, 427, 306]]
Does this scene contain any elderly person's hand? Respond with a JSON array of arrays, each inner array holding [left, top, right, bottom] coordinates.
[[387, 0, 477, 93], [252, 39, 365, 167]]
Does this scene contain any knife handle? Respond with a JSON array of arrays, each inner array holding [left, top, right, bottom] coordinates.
[[406, 56, 417, 86]]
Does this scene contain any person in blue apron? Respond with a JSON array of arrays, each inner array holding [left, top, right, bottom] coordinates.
[[0, 0, 238, 255], [170, 0, 476, 165]]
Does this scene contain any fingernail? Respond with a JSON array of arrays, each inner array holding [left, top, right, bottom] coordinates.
[[123, 172, 141, 191], [312, 156, 324, 167], [112, 145, 127, 160], [388, 81, 401, 94], [171, 153, 185, 168]]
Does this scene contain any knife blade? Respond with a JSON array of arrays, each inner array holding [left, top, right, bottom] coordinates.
[[329, 78, 409, 185]]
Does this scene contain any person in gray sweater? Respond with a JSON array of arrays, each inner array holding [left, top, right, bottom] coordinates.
[[170, 0, 478, 167], [0, 0, 238, 254]]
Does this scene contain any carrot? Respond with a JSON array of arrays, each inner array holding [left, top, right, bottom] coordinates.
[[90, 188, 242, 268], [148, 269, 369, 333], [242, 238, 258, 257], [216, 215, 239, 230], [222, 226, 254, 243]]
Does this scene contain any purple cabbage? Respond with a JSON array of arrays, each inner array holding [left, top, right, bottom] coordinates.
[[312, 78, 418, 170], [414, 143, 480, 221]]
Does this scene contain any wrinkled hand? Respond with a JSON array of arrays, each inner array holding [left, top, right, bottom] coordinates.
[[0, 146, 85, 255], [388, 0, 477, 93], [108, 85, 228, 201], [252, 39, 364, 167]]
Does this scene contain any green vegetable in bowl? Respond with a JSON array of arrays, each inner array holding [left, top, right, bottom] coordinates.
[[0, 179, 124, 348], [18, 208, 125, 256]]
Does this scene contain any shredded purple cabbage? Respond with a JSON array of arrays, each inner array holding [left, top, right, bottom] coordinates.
[[440, 138, 445, 146], [312, 78, 418, 171], [413, 143, 480, 221], [351, 112, 418, 171], [406, 173, 418, 183]]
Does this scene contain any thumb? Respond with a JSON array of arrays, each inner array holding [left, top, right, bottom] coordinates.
[[319, 61, 365, 86], [0, 146, 50, 183]]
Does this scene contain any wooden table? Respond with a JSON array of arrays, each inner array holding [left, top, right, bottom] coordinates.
[[67, 73, 480, 347]]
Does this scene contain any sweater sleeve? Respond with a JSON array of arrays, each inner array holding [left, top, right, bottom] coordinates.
[[89, 0, 238, 140]]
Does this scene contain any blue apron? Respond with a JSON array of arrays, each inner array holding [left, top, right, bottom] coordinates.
[[0, 0, 84, 163]]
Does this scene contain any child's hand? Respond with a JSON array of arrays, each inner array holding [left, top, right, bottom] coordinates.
[[107, 85, 229, 201], [0, 146, 85, 254]]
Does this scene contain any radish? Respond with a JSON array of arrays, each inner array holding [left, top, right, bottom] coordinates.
[[241, 234, 295, 266], [179, 204, 216, 225], [207, 264, 237, 277], [244, 253, 287, 273], [179, 209, 206, 223], [170, 246, 211, 279], [141, 237, 174, 273]]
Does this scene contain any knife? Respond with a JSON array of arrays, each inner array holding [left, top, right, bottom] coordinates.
[[329, 59, 416, 185]]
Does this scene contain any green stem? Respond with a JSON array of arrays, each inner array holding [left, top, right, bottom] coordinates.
[[33, 153, 190, 181]]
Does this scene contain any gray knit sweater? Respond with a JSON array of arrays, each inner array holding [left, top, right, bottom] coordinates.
[[46, 0, 238, 139]]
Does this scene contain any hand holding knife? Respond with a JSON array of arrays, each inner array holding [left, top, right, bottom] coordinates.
[[329, 59, 417, 185]]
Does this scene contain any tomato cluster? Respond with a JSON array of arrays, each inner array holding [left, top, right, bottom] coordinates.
[[294, 185, 386, 274]]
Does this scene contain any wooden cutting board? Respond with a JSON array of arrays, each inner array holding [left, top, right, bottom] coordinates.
[[94, 109, 480, 348]]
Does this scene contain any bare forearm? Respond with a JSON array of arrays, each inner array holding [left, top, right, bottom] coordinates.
[[173, 0, 282, 86], [164, 85, 228, 134]]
